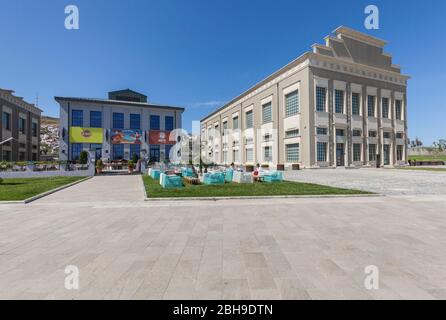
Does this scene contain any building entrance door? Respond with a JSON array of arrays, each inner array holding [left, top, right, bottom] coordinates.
[[383, 144, 390, 165], [149, 145, 160, 163], [336, 143, 345, 167]]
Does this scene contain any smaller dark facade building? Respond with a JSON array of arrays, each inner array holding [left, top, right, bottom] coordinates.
[[0, 88, 42, 161]]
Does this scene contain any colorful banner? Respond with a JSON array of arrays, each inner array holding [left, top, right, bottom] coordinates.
[[111, 129, 142, 144], [70, 127, 103, 143], [149, 130, 175, 145]]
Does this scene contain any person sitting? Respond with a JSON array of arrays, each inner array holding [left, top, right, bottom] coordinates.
[[253, 163, 261, 181]]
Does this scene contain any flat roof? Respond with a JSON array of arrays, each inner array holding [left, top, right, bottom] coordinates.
[[54, 96, 185, 112]]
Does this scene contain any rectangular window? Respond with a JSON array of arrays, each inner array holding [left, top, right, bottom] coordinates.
[[351, 92, 360, 115], [397, 145, 404, 161], [233, 149, 239, 163], [19, 118, 26, 134], [19, 152, 26, 161], [285, 90, 299, 117], [113, 112, 124, 129], [223, 151, 228, 164], [71, 143, 83, 161], [369, 144, 377, 161], [32, 122, 38, 137], [2, 150, 11, 161], [316, 86, 327, 112], [262, 103, 272, 124], [165, 145, 172, 161], [2, 112, 11, 130], [285, 129, 299, 138], [246, 148, 253, 162], [352, 129, 362, 137], [317, 127, 327, 135], [165, 116, 174, 131], [150, 115, 160, 130], [368, 130, 377, 138], [90, 111, 102, 128], [382, 98, 389, 118], [353, 144, 362, 162], [336, 129, 345, 136], [317, 142, 327, 162], [130, 114, 141, 130], [222, 121, 227, 136], [395, 100, 402, 120], [335, 90, 344, 113], [396, 132, 404, 139], [130, 144, 141, 159], [367, 95, 375, 117], [263, 133, 272, 142], [112, 144, 124, 160], [233, 116, 239, 130], [264, 146, 272, 162], [383, 132, 391, 139], [72, 110, 83, 127], [286, 143, 300, 162], [245, 110, 253, 128], [90, 143, 102, 151]]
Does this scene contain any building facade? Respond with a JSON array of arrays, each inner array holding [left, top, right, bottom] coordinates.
[[200, 27, 409, 169], [56, 89, 184, 162], [0, 88, 42, 162]]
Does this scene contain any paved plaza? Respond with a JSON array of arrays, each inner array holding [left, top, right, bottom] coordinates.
[[285, 168, 446, 196], [0, 172, 446, 299]]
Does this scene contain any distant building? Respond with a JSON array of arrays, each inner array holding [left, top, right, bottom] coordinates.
[[0, 88, 42, 161], [200, 27, 409, 168], [55, 89, 184, 162]]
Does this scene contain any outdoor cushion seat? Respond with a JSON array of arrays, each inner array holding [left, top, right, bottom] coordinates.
[[224, 169, 234, 182], [182, 168, 195, 177], [160, 173, 183, 188], [232, 171, 253, 184], [203, 172, 225, 185], [263, 171, 283, 183], [150, 169, 161, 180]]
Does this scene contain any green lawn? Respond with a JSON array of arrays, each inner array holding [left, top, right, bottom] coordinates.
[[0, 176, 86, 201], [408, 155, 446, 162], [143, 176, 370, 198]]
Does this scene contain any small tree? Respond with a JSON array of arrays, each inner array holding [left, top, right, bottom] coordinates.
[[79, 151, 88, 165], [433, 139, 446, 152], [132, 153, 139, 164]]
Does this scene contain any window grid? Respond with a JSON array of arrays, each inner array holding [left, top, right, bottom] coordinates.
[[368, 130, 377, 138], [262, 103, 272, 124], [113, 113, 124, 129], [316, 87, 327, 112], [71, 143, 83, 161], [245, 110, 253, 128], [32, 122, 38, 137], [264, 146, 272, 162], [112, 144, 124, 160], [165, 116, 174, 131], [397, 145, 404, 161], [150, 115, 160, 130], [233, 150, 239, 163], [317, 127, 327, 135], [367, 95, 375, 117], [335, 90, 344, 113], [2, 112, 11, 130], [352, 93, 360, 115], [382, 98, 389, 118], [353, 144, 362, 162], [395, 100, 402, 120], [369, 144, 377, 161], [90, 111, 102, 128], [317, 142, 327, 162], [246, 148, 254, 162], [285, 91, 299, 117], [72, 110, 83, 127], [130, 114, 141, 130], [19, 118, 26, 134], [352, 129, 362, 137], [165, 145, 172, 160], [285, 129, 299, 138], [233, 117, 239, 130], [130, 144, 140, 159], [286, 143, 300, 162]]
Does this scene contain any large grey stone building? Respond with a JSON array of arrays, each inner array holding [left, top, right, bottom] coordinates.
[[200, 27, 409, 168], [0, 88, 42, 161]]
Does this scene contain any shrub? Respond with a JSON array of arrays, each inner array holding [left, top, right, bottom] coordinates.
[[95, 159, 103, 169], [132, 153, 139, 164], [79, 151, 88, 165], [128, 160, 134, 169], [0, 177, 3, 184]]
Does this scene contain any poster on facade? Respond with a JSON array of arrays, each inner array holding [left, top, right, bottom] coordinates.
[[70, 127, 103, 143], [149, 130, 175, 145], [111, 129, 142, 144]]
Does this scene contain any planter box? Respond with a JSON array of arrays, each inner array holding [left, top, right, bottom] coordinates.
[[291, 164, 300, 170]]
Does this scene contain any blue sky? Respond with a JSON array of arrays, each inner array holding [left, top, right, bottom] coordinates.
[[0, 0, 445, 144]]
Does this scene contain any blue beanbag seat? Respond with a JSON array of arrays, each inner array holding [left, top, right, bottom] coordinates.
[[203, 172, 225, 185], [224, 169, 233, 182], [160, 173, 183, 188], [263, 171, 283, 183]]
